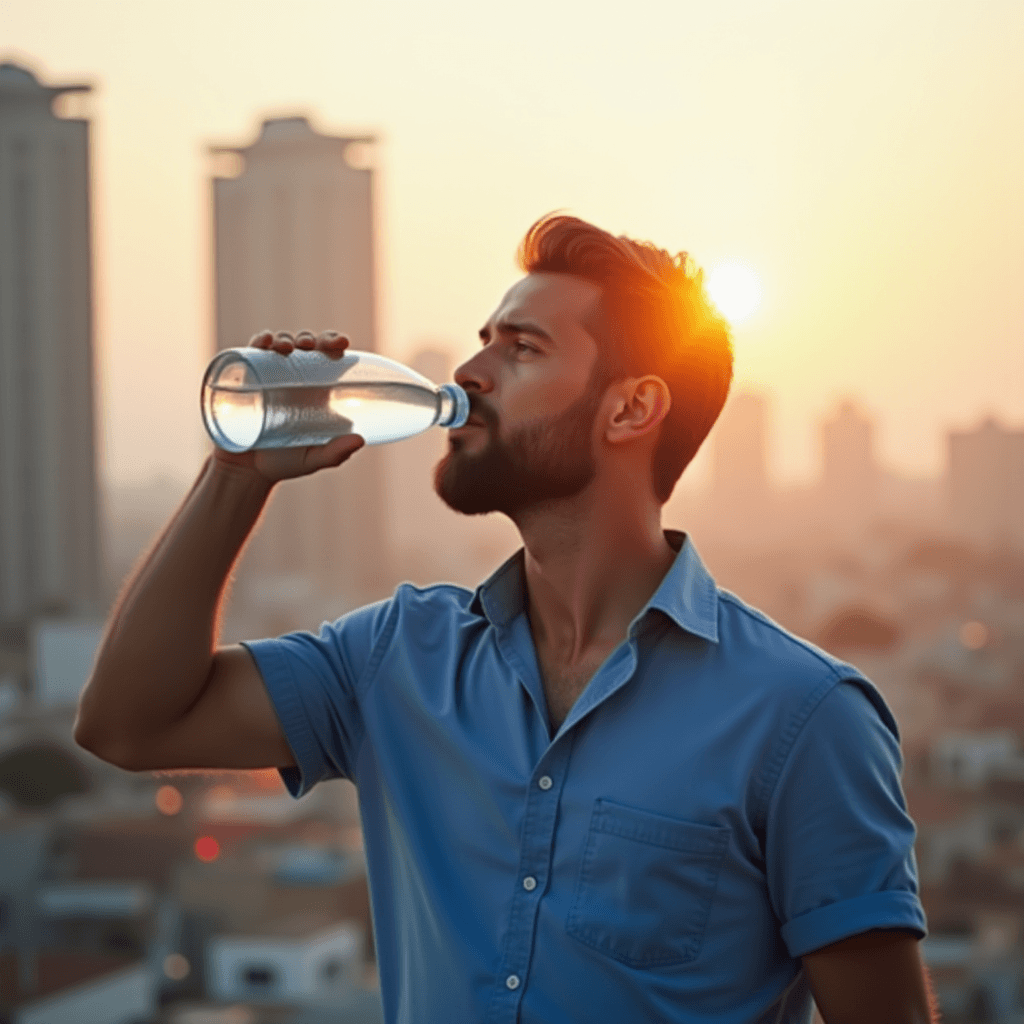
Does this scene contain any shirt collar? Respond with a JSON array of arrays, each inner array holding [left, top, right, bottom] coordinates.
[[471, 529, 719, 644]]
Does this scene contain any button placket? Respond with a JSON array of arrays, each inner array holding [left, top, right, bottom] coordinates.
[[483, 743, 572, 1023]]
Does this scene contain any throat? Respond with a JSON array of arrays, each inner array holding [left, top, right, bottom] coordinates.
[[538, 654, 608, 734]]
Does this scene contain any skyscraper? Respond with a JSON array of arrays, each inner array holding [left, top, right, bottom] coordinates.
[[819, 400, 879, 534], [0, 63, 101, 630], [710, 391, 770, 509], [209, 116, 391, 625], [704, 391, 777, 544], [947, 417, 1024, 548]]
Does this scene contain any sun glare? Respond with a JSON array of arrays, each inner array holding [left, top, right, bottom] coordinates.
[[706, 261, 763, 326]]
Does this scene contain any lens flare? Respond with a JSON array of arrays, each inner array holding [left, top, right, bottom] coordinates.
[[155, 784, 183, 816], [706, 261, 763, 325], [163, 953, 190, 980], [195, 835, 220, 862]]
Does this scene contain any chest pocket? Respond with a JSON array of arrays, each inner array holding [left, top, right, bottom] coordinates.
[[566, 798, 729, 968]]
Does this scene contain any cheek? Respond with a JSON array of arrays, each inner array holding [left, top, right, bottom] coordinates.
[[502, 374, 581, 421]]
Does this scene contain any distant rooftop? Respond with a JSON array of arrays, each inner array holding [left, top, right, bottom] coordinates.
[[0, 60, 91, 101], [0, 951, 144, 1009], [219, 907, 354, 939], [209, 114, 374, 156]]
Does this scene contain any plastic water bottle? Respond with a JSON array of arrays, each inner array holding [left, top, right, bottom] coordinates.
[[201, 347, 470, 453]]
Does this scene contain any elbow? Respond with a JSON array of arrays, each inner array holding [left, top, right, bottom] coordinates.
[[75, 735, 142, 772], [72, 707, 99, 756], [73, 713, 137, 772], [72, 723, 112, 766]]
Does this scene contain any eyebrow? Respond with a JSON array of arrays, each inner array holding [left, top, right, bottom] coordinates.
[[479, 318, 554, 345]]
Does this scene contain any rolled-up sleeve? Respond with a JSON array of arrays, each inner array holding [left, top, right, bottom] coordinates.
[[242, 598, 391, 797], [765, 679, 927, 957]]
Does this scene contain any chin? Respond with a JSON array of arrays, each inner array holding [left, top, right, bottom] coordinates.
[[432, 446, 520, 516]]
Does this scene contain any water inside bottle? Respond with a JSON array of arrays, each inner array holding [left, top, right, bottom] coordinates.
[[207, 380, 442, 450]]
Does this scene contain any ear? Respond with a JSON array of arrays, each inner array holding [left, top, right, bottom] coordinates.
[[604, 376, 672, 444]]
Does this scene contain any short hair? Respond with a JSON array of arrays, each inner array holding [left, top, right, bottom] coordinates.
[[517, 213, 734, 502]]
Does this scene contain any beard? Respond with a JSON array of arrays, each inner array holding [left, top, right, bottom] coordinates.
[[434, 385, 603, 517]]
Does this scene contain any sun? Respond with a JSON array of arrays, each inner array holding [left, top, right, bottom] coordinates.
[[705, 261, 763, 326]]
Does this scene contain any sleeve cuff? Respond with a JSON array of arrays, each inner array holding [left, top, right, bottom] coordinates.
[[781, 890, 928, 957], [241, 637, 323, 799]]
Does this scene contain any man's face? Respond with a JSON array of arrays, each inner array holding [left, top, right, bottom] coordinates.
[[434, 273, 606, 517]]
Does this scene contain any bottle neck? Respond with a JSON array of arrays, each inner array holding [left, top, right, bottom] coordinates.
[[437, 383, 470, 428]]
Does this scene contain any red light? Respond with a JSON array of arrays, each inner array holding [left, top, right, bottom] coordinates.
[[194, 836, 220, 862]]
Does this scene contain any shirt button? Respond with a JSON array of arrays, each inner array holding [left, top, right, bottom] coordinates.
[[506, 974, 520, 990], [538, 775, 553, 790], [522, 876, 537, 891]]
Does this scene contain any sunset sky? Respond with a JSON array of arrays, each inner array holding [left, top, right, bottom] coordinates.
[[5, 0, 1023, 487]]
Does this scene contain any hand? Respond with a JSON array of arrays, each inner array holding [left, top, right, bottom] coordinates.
[[212, 329, 365, 485], [250, 328, 351, 360]]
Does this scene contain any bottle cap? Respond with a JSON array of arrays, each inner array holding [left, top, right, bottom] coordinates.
[[438, 383, 470, 428]]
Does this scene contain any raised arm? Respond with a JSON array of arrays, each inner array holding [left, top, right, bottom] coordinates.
[[75, 330, 361, 772]]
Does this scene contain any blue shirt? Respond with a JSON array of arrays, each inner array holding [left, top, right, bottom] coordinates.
[[244, 532, 926, 1024]]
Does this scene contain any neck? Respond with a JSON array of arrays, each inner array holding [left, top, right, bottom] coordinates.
[[512, 488, 675, 660]]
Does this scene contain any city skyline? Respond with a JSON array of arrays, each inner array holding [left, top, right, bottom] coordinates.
[[2, 0, 1021, 488], [0, 25, 1022, 1017]]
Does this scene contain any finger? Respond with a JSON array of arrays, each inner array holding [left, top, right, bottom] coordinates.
[[249, 330, 274, 349], [319, 332, 351, 358], [272, 331, 295, 355], [295, 330, 316, 350], [305, 433, 365, 471], [317, 330, 346, 344]]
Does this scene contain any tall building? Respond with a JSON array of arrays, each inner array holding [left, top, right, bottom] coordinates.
[[710, 391, 770, 509], [0, 63, 101, 631], [704, 391, 777, 546], [819, 400, 879, 534], [947, 417, 1024, 549], [209, 116, 391, 627]]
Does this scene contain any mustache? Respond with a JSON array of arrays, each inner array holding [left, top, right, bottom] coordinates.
[[467, 394, 499, 430]]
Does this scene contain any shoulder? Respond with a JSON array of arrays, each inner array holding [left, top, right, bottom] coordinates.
[[388, 580, 479, 627], [713, 587, 898, 741], [320, 580, 482, 653]]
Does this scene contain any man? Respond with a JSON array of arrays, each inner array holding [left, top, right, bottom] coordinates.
[[76, 215, 935, 1023]]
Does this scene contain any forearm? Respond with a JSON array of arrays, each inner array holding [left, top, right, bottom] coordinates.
[[806, 930, 937, 1024], [75, 456, 273, 760]]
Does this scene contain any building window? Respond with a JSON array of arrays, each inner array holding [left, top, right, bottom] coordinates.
[[241, 964, 278, 989], [320, 957, 343, 983]]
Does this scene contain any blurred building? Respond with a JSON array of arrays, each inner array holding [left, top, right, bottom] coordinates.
[[708, 392, 771, 539], [207, 915, 362, 1005], [209, 115, 391, 627], [947, 417, 1024, 550], [819, 400, 879, 536], [0, 63, 101, 645], [0, 950, 154, 1024]]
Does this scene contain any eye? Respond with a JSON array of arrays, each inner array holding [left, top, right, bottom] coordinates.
[[513, 339, 538, 355]]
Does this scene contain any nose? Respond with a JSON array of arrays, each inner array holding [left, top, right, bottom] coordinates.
[[454, 348, 493, 395]]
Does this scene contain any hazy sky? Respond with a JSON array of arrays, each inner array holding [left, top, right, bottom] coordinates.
[[5, 0, 1023, 486]]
